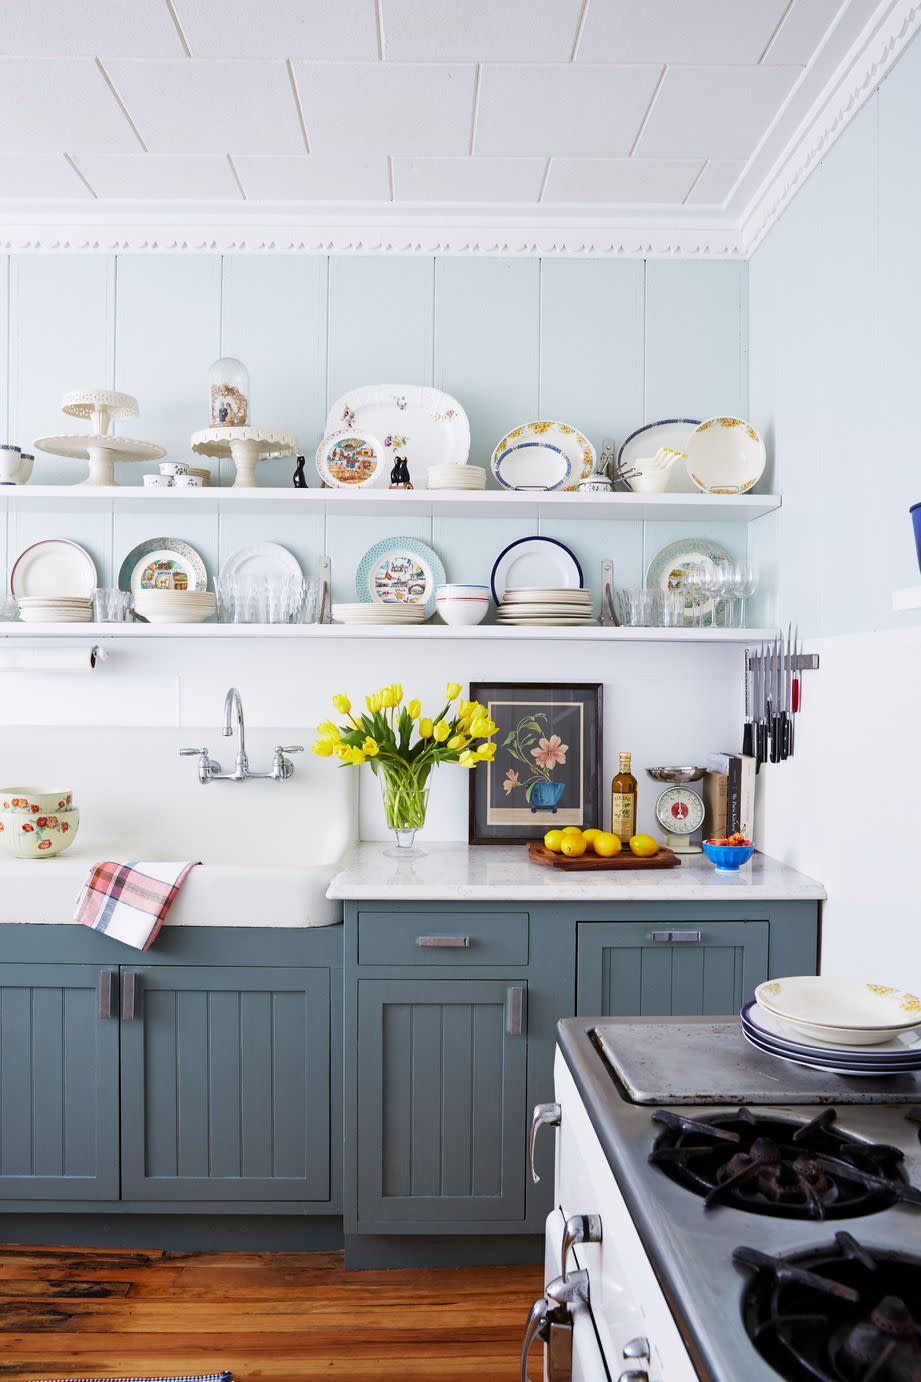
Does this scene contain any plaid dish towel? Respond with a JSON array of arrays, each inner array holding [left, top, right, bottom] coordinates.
[[75, 860, 201, 950]]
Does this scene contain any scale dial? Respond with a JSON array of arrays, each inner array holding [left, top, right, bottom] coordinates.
[[655, 786, 705, 836]]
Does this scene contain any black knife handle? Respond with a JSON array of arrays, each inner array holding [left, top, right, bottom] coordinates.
[[757, 721, 767, 769], [742, 721, 754, 759], [780, 711, 791, 760], [770, 715, 780, 763]]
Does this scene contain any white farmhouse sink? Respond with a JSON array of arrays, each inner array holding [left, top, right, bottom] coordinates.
[[0, 726, 356, 927]]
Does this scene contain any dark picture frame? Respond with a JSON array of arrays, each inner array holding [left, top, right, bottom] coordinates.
[[468, 682, 603, 845]]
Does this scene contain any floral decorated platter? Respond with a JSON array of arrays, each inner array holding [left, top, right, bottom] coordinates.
[[356, 536, 446, 618], [685, 416, 766, 494], [645, 537, 732, 627], [118, 537, 208, 594], [325, 385, 470, 488], [315, 428, 386, 489], [491, 420, 595, 492]]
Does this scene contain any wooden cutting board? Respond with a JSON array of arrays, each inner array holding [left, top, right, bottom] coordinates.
[[527, 841, 681, 871]]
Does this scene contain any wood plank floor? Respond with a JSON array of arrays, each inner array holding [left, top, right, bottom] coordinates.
[[0, 1245, 543, 1380]]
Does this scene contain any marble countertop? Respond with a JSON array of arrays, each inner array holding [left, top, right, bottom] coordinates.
[[326, 843, 826, 902]]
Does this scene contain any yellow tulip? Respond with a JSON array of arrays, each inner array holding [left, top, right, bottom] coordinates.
[[349, 748, 366, 766], [458, 749, 478, 768], [433, 720, 450, 743], [316, 720, 341, 743], [476, 741, 497, 761], [379, 686, 396, 709], [362, 737, 380, 757], [332, 693, 351, 715], [389, 683, 403, 704], [445, 681, 462, 700], [312, 739, 335, 757], [407, 698, 421, 720], [365, 692, 382, 714], [447, 733, 468, 751], [336, 745, 352, 763], [419, 717, 434, 739]]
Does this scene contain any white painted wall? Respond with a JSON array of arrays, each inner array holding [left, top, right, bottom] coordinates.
[[749, 30, 921, 979]]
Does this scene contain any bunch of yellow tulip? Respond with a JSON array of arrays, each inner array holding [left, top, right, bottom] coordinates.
[[313, 682, 497, 836]]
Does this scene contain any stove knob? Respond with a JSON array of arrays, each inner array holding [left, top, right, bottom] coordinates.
[[623, 1337, 650, 1361]]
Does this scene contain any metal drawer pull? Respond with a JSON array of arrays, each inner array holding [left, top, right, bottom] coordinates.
[[97, 969, 116, 1020], [561, 1213, 602, 1282], [121, 970, 139, 1021], [618, 1372, 650, 1382], [415, 935, 470, 948], [650, 929, 702, 944], [529, 1102, 561, 1184], [506, 985, 525, 1037], [623, 1337, 650, 1361]]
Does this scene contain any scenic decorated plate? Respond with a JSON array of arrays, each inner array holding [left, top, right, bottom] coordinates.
[[356, 536, 446, 618], [645, 537, 733, 627], [118, 537, 208, 594], [315, 428, 386, 489]]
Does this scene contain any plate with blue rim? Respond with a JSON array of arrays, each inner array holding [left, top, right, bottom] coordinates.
[[356, 536, 445, 619], [739, 1024, 921, 1076], [491, 420, 595, 492], [741, 1001, 921, 1066], [618, 418, 699, 493]]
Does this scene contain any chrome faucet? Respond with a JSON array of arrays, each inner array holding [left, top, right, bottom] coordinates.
[[180, 687, 303, 783]]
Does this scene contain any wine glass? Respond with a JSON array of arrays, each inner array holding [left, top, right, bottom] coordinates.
[[697, 560, 724, 627], [682, 564, 707, 627], [730, 562, 758, 627]]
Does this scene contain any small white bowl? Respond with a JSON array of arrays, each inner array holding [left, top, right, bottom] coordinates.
[[144, 474, 174, 488], [437, 584, 490, 598], [436, 595, 490, 627], [160, 461, 190, 477], [173, 474, 203, 488]]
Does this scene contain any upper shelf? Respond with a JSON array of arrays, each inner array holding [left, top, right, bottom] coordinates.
[[0, 485, 781, 523]]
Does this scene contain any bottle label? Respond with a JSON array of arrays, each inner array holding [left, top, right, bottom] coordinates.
[[611, 792, 636, 842]]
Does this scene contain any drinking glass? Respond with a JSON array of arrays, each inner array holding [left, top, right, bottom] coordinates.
[[730, 562, 758, 627], [614, 587, 658, 627], [655, 589, 684, 628], [92, 588, 133, 622], [683, 565, 707, 627]]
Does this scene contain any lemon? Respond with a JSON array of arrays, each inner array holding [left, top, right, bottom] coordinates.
[[581, 828, 602, 846], [560, 835, 587, 858], [629, 833, 659, 858], [592, 832, 621, 858], [543, 828, 564, 853], [561, 826, 584, 837]]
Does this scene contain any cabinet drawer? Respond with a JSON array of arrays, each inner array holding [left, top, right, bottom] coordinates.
[[357, 911, 529, 966]]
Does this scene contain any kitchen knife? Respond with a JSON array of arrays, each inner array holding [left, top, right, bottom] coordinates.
[[789, 624, 800, 757], [769, 634, 781, 763], [756, 642, 768, 768], [742, 648, 754, 760], [780, 623, 792, 760]]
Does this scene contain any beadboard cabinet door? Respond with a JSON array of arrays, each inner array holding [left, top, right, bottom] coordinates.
[[0, 964, 119, 1200], [356, 978, 528, 1225], [120, 966, 330, 1202], [576, 921, 770, 1017]]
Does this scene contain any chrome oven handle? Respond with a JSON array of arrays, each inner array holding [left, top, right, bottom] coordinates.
[[561, 1214, 602, 1282], [529, 1101, 561, 1184], [521, 1296, 549, 1382]]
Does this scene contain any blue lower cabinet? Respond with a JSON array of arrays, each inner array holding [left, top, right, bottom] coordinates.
[[0, 964, 120, 1200], [356, 978, 528, 1225], [120, 966, 330, 1202], [577, 919, 770, 1017]]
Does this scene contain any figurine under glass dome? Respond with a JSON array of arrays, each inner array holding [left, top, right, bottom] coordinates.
[[209, 357, 249, 427]]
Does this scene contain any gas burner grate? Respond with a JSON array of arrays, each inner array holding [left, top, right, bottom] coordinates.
[[734, 1230, 921, 1381], [649, 1107, 921, 1220]]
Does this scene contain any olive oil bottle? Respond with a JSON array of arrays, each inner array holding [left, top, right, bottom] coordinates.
[[611, 752, 637, 843]]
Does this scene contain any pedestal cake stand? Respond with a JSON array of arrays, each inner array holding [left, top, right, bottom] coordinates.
[[190, 428, 297, 488], [34, 390, 166, 487]]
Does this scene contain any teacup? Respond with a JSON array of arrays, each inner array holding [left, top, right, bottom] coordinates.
[[0, 444, 21, 485]]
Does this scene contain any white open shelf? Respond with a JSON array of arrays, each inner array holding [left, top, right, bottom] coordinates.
[[0, 485, 781, 523], [0, 623, 773, 643], [892, 585, 921, 611]]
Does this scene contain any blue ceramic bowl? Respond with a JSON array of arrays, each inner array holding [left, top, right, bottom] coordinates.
[[701, 841, 755, 872], [911, 502, 921, 574]]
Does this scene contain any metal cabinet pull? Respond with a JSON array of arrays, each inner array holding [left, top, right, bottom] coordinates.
[[506, 985, 525, 1037], [121, 971, 140, 1021], [415, 935, 470, 948], [561, 1214, 602, 1282], [618, 1372, 650, 1382], [97, 970, 116, 1019], [529, 1102, 561, 1184], [650, 929, 701, 944], [623, 1338, 650, 1362]]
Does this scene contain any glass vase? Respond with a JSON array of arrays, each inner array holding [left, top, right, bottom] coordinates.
[[377, 762, 431, 853]]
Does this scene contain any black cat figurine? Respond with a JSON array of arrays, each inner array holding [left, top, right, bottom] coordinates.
[[293, 455, 308, 488], [389, 455, 413, 490]]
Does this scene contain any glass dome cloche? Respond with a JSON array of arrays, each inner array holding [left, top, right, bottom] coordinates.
[[209, 357, 249, 427]]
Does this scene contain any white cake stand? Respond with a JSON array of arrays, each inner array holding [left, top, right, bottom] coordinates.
[[190, 427, 297, 488], [33, 434, 167, 487]]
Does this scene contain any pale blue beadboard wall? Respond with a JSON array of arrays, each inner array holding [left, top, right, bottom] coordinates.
[[0, 254, 751, 606]]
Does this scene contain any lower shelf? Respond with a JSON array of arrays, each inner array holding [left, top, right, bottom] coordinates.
[[0, 622, 773, 643]]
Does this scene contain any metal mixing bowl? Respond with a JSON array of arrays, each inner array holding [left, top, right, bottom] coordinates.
[[645, 766, 707, 784]]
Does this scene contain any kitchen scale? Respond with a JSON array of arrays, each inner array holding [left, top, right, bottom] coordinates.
[[646, 767, 706, 853]]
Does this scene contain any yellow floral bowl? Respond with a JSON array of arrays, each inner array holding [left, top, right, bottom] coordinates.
[[0, 808, 80, 860], [0, 787, 74, 815]]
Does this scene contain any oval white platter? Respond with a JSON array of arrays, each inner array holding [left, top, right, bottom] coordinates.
[[325, 385, 469, 488], [491, 421, 595, 492], [618, 419, 699, 493]]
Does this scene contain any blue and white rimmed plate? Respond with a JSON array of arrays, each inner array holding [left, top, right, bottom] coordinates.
[[356, 536, 445, 618], [618, 419, 699, 494], [491, 421, 595, 492], [645, 537, 733, 627], [740, 1025, 921, 1077], [742, 1001, 921, 1064], [490, 537, 583, 604]]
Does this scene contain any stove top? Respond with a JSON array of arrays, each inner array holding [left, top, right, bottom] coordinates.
[[556, 1016, 921, 1382]]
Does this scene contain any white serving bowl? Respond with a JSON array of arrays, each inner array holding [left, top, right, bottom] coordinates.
[[755, 976, 921, 1045], [685, 416, 766, 494], [436, 594, 490, 626], [0, 806, 80, 859], [437, 584, 490, 598], [0, 787, 74, 814]]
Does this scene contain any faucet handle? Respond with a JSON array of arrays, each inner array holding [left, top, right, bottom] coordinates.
[[276, 745, 303, 753], [271, 744, 303, 780], [180, 746, 222, 783], [180, 746, 208, 756]]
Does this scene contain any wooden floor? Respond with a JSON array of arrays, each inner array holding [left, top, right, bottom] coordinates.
[[0, 1245, 543, 1380]]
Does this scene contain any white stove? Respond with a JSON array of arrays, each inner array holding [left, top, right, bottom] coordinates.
[[522, 1017, 921, 1382]]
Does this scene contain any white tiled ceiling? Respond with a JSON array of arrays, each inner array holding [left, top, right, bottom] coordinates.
[[0, 0, 877, 235]]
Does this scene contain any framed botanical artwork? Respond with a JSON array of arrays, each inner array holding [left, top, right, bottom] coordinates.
[[468, 682, 603, 845]]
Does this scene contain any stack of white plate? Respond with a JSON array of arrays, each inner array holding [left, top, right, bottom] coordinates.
[[427, 464, 487, 491], [135, 589, 216, 624], [496, 588, 594, 627], [333, 602, 428, 625], [17, 596, 92, 623], [741, 976, 921, 1076]]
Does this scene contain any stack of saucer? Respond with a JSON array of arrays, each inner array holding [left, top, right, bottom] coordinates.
[[427, 464, 487, 491], [17, 595, 92, 623], [496, 588, 594, 627], [333, 602, 427, 626], [135, 589, 216, 624]]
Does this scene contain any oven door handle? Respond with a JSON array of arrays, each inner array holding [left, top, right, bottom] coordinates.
[[561, 1214, 602, 1282], [521, 1296, 550, 1382]]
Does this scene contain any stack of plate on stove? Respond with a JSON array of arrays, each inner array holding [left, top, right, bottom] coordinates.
[[134, 589, 216, 624], [427, 463, 487, 491], [741, 976, 921, 1076], [496, 588, 594, 627], [332, 602, 427, 626], [17, 595, 93, 623]]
